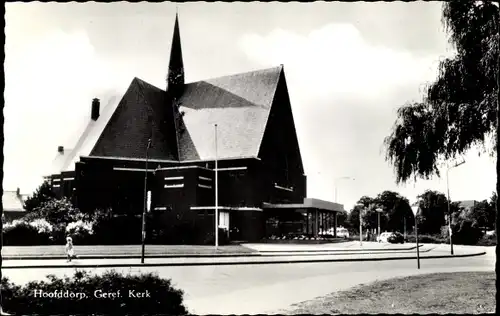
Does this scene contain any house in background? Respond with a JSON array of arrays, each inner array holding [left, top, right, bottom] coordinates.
[[457, 200, 477, 210], [2, 188, 29, 222], [46, 14, 344, 243]]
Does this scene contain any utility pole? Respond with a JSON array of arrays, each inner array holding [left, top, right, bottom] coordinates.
[[404, 217, 406, 242], [411, 202, 421, 269], [496, 20, 500, 247], [214, 124, 219, 249], [446, 160, 465, 255], [141, 138, 152, 264], [356, 203, 365, 246]]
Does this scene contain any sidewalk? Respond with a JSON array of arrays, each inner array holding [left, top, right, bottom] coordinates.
[[1, 241, 421, 260], [1, 245, 486, 269], [1, 244, 257, 260], [244, 241, 421, 252]]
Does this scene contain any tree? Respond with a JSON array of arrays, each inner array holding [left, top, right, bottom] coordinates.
[[23, 197, 84, 227], [23, 181, 56, 213], [347, 206, 361, 231], [383, 2, 499, 235], [466, 199, 496, 232], [373, 191, 413, 233], [336, 210, 348, 227], [416, 190, 448, 235], [348, 196, 376, 231]]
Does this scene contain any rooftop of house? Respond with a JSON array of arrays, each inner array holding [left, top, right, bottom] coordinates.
[[457, 200, 477, 209], [2, 189, 28, 212]]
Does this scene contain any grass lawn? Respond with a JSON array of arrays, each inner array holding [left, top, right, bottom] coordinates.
[[285, 271, 495, 314]]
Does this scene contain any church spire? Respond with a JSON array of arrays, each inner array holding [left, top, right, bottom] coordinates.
[[167, 12, 185, 98]]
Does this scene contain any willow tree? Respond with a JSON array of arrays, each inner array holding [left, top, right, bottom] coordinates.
[[384, 2, 499, 233]]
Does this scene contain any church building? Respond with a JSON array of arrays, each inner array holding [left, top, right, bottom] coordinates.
[[47, 14, 344, 243]]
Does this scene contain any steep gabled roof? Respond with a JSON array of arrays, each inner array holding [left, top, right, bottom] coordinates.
[[49, 66, 285, 173], [178, 66, 283, 160], [90, 78, 179, 160]]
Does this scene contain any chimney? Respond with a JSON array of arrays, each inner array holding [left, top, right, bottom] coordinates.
[[58, 146, 64, 154], [91, 98, 100, 121], [16, 188, 20, 197]]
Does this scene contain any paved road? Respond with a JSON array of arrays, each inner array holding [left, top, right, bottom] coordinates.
[[2, 246, 494, 314], [1, 244, 485, 268]]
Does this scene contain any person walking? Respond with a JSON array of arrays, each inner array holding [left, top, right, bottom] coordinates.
[[65, 236, 75, 262]]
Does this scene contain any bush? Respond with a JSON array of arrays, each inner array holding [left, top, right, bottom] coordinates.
[[3, 221, 52, 246], [23, 180, 56, 213], [91, 214, 142, 245], [29, 197, 86, 226], [453, 220, 484, 245], [66, 220, 95, 244], [203, 227, 230, 245], [406, 234, 446, 244], [29, 218, 54, 234], [476, 232, 497, 246], [1, 270, 188, 315]]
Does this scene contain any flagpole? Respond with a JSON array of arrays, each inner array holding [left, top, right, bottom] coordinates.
[[215, 124, 219, 249]]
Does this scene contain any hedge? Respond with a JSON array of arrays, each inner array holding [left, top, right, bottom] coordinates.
[[1, 270, 188, 315], [406, 234, 447, 244]]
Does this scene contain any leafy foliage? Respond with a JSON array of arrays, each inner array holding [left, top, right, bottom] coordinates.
[[417, 190, 449, 235], [384, 2, 499, 183], [1, 270, 188, 315], [336, 210, 348, 227], [23, 197, 84, 227], [347, 192, 413, 234], [2, 221, 52, 246], [23, 180, 56, 213]]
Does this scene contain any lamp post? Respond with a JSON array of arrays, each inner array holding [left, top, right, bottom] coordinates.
[[356, 203, 365, 246], [446, 160, 465, 255], [411, 203, 421, 269], [141, 138, 152, 264], [376, 207, 383, 239], [403, 217, 406, 243], [214, 124, 219, 249]]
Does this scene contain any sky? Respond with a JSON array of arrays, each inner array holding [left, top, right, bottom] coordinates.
[[4, 2, 496, 210]]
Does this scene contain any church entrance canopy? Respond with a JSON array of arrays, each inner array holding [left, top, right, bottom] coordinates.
[[262, 198, 345, 238]]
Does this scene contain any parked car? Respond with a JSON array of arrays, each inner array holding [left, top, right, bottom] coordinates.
[[387, 232, 404, 244], [336, 227, 350, 238], [376, 232, 392, 243], [318, 227, 349, 239]]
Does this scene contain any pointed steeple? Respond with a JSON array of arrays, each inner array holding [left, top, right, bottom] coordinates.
[[167, 12, 185, 99]]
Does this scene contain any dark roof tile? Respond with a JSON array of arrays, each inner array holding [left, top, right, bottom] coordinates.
[[178, 66, 282, 160], [50, 66, 284, 173]]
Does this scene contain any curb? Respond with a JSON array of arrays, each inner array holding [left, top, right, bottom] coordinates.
[[1, 253, 261, 260], [1, 251, 486, 269], [256, 244, 423, 253], [1, 245, 429, 261], [2, 248, 433, 261]]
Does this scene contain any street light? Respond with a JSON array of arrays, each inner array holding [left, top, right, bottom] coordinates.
[[141, 138, 152, 264], [356, 203, 366, 246], [446, 160, 465, 255], [214, 124, 219, 249], [411, 202, 421, 269], [376, 207, 383, 239]]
